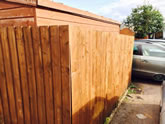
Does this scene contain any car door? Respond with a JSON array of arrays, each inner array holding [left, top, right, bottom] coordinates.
[[140, 44, 165, 75], [132, 44, 143, 75]]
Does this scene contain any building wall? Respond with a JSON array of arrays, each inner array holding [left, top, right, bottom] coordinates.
[[0, 1, 35, 26], [36, 8, 120, 32], [0, 1, 120, 32], [4, 0, 36, 5]]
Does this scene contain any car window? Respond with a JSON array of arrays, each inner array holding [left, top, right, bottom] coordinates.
[[142, 44, 165, 58], [133, 45, 141, 55]]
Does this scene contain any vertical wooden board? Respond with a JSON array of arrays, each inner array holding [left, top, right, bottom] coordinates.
[[87, 29, 94, 124], [95, 31, 103, 124], [107, 33, 116, 111], [113, 35, 120, 97], [70, 27, 97, 124], [85, 28, 91, 124], [0, 93, 4, 124], [0, 27, 17, 124], [91, 30, 97, 124], [15, 27, 31, 124], [125, 36, 130, 88], [31, 27, 46, 124], [23, 27, 38, 124], [7, 27, 24, 124], [68, 26, 134, 124], [125, 36, 131, 85], [128, 37, 134, 84], [0, 29, 11, 124], [100, 32, 107, 121], [119, 35, 125, 93], [101, 32, 107, 123], [79, 27, 88, 124], [70, 26, 82, 124], [49, 26, 62, 124], [59, 25, 71, 124], [117, 36, 123, 95], [40, 26, 54, 124]]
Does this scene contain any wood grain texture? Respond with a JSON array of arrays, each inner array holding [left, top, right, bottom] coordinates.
[[59, 26, 71, 124], [38, 0, 120, 25], [0, 28, 11, 124], [0, 93, 4, 124], [0, 18, 35, 26], [0, 2, 35, 26], [7, 27, 24, 124], [36, 8, 120, 32], [31, 27, 46, 124], [69, 26, 134, 124], [23, 27, 38, 124], [0, 1, 23, 10], [40, 26, 54, 124], [0, 7, 35, 19], [5, 0, 36, 6], [0, 27, 17, 124], [0, 25, 133, 124], [50, 26, 62, 124], [15, 27, 31, 124]]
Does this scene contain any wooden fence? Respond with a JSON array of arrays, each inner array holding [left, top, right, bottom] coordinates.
[[0, 25, 134, 124]]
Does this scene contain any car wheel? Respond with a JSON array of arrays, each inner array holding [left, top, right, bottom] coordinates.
[[153, 74, 165, 82]]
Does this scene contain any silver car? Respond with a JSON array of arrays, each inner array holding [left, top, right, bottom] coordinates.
[[132, 42, 165, 81]]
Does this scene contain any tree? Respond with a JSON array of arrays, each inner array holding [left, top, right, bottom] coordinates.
[[123, 5, 164, 38]]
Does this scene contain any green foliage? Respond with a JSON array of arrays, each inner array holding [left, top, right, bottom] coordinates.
[[128, 83, 137, 94], [123, 5, 164, 38], [104, 117, 111, 124]]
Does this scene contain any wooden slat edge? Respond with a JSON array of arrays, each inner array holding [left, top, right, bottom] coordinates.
[[0, 27, 17, 124], [50, 26, 62, 124], [59, 25, 72, 124], [7, 27, 24, 124], [31, 26, 46, 124]]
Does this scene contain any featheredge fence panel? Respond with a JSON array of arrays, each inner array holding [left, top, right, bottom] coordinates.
[[69, 26, 134, 124], [0, 25, 134, 124]]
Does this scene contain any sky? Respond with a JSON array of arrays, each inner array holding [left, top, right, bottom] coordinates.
[[53, 0, 165, 22]]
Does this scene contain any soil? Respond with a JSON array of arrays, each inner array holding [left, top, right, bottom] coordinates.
[[111, 79, 162, 124]]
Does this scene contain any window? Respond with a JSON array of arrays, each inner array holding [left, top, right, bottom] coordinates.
[[133, 45, 141, 55], [142, 44, 165, 58]]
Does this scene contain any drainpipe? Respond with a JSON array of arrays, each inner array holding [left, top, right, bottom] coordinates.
[[160, 81, 165, 124]]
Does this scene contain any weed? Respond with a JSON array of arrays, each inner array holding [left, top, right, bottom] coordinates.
[[128, 88, 136, 94], [104, 117, 111, 124], [127, 83, 141, 94], [129, 83, 137, 89]]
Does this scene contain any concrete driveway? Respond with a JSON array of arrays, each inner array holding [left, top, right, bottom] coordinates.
[[111, 79, 161, 124]]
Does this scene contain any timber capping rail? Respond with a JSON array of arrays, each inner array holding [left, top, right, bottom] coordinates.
[[0, 25, 134, 124]]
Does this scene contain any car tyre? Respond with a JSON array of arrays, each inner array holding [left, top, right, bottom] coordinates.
[[153, 74, 165, 82]]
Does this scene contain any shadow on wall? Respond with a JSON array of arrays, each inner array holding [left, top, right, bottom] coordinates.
[[72, 96, 119, 124]]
